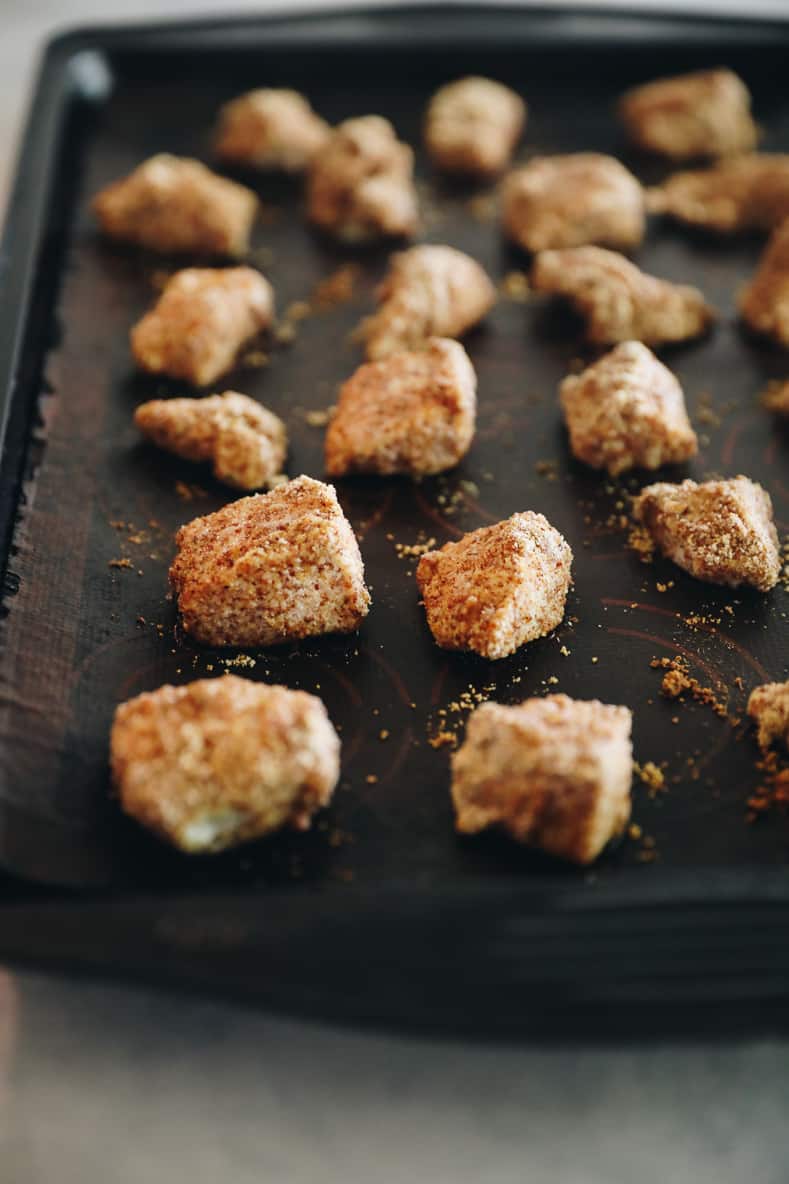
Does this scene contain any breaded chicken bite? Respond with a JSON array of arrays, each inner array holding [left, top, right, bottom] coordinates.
[[131, 267, 274, 387], [134, 391, 287, 490], [111, 675, 340, 853], [531, 246, 714, 347], [740, 220, 789, 347], [307, 116, 418, 242], [92, 154, 258, 257], [170, 475, 370, 647], [214, 88, 330, 172], [559, 341, 697, 476], [359, 245, 495, 360], [761, 379, 789, 415], [451, 695, 633, 864], [647, 155, 789, 234], [633, 476, 780, 591], [502, 154, 645, 252], [416, 512, 572, 660], [325, 338, 476, 477], [619, 68, 758, 160], [748, 681, 789, 751], [424, 76, 526, 177]]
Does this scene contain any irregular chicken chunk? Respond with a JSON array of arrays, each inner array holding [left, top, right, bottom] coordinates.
[[170, 475, 370, 647], [424, 76, 526, 177], [559, 341, 698, 476], [111, 675, 340, 853], [359, 245, 495, 360], [531, 246, 714, 346], [648, 155, 789, 234], [619, 68, 758, 160], [134, 391, 287, 490], [502, 154, 645, 252], [307, 116, 418, 242], [214, 88, 330, 172], [416, 512, 572, 660], [748, 681, 789, 751], [451, 695, 633, 865], [325, 338, 476, 478], [92, 154, 258, 257], [740, 220, 789, 347], [761, 379, 789, 415], [131, 267, 274, 387], [633, 476, 780, 591]]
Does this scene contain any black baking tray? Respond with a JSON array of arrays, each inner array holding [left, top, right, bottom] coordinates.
[[0, 4, 788, 1033]]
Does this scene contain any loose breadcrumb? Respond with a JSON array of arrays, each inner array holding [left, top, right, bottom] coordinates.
[[647, 154, 789, 233], [451, 695, 633, 864], [740, 220, 789, 347], [761, 380, 789, 416], [93, 154, 258, 256], [619, 68, 758, 160], [424, 76, 525, 177], [651, 656, 729, 719], [111, 675, 340, 853], [214, 88, 329, 172], [748, 681, 789, 750]]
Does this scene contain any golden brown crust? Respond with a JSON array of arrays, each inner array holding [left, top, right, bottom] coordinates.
[[619, 68, 758, 160], [740, 220, 789, 347], [559, 341, 697, 476], [170, 475, 371, 647], [502, 154, 645, 252], [451, 695, 633, 865], [424, 76, 525, 177], [359, 245, 496, 360], [416, 513, 572, 660], [633, 476, 780, 591], [131, 267, 274, 387], [306, 116, 418, 242], [134, 391, 287, 490], [748, 681, 789, 751], [111, 675, 340, 853], [530, 246, 714, 347], [92, 153, 258, 256], [647, 155, 789, 234], [214, 88, 330, 172], [325, 338, 476, 477]]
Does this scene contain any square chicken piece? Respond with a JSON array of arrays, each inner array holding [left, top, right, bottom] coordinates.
[[131, 267, 274, 387], [111, 675, 340, 853], [748, 682, 789, 751], [359, 245, 496, 360], [502, 154, 645, 253], [134, 391, 287, 490], [559, 341, 697, 476], [647, 155, 789, 234], [416, 513, 572, 660], [619, 68, 758, 160], [92, 154, 258, 257], [307, 116, 418, 242], [325, 338, 476, 478], [170, 475, 370, 647], [633, 476, 780, 591], [214, 88, 329, 172], [424, 76, 526, 177], [740, 220, 789, 347], [451, 695, 633, 865]]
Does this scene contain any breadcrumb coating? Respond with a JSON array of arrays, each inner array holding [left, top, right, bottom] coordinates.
[[111, 675, 340, 853], [131, 267, 274, 387], [633, 476, 780, 591], [360, 245, 496, 360], [92, 153, 258, 256], [748, 681, 789, 750], [424, 76, 525, 177], [619, 68, 758, 160], [647, 155, 789, 234], [559, 341, 697, 476], [451, 695, 633, 864], [134, 391, 287, 490], [740, 220, 789, 347], [531, 246, 714, 347], [325, 338, 476, 477], [416, 512, 572, 660], [214, 88, 329, 172], [307, 116, 418, 242], [170, 475, 370, 647], [502, 154, 645, 252]]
